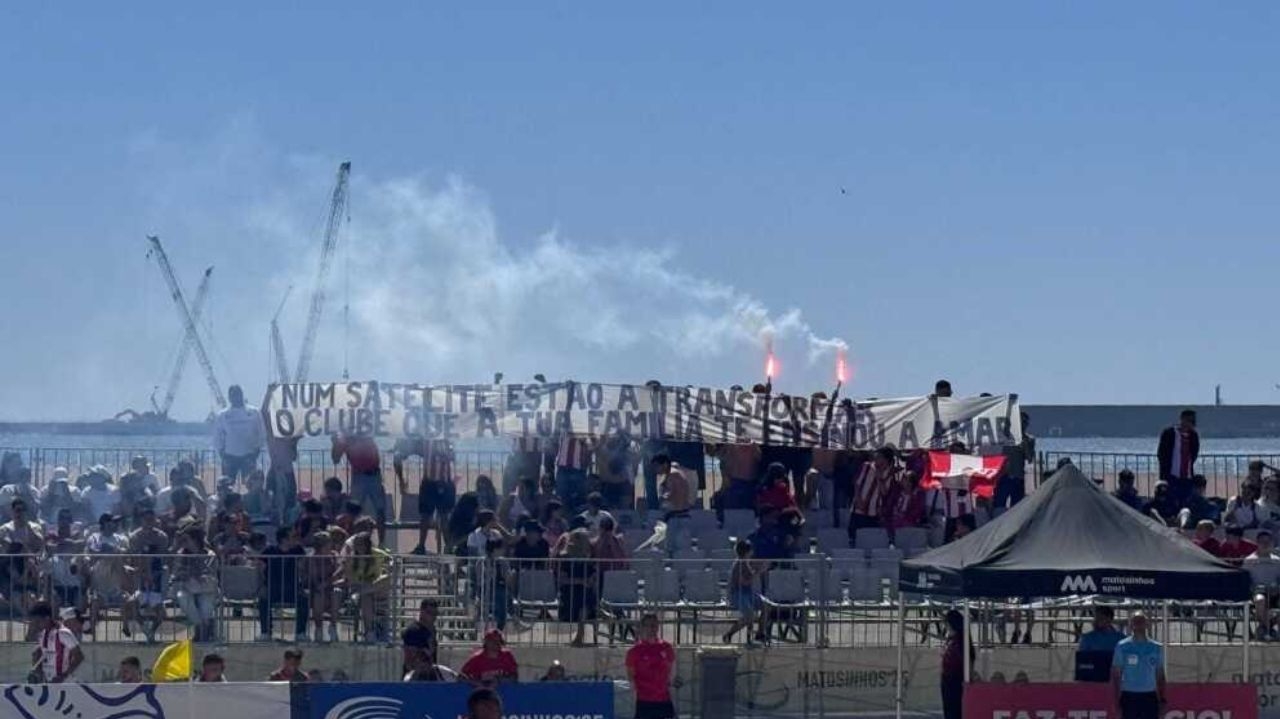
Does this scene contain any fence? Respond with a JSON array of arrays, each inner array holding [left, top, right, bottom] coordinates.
[[1036, 450, 1280, 498]]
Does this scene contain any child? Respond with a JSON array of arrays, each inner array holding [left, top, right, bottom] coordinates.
[[722, 539, 764, 645]]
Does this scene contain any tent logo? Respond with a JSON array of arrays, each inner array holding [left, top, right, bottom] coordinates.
[[1060, 575, 1098, 593]]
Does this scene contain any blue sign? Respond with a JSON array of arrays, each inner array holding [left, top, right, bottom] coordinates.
[[306, 682, 614, 719]]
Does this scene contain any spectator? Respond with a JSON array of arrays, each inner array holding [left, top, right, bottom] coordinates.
[[126, 507, 169, 642], [475, 475, 499, 512], [402, 598, 440, 665], [756, 463, 797, 513], [540, 660, 567, 681], [505, 435, 550, 498], [268, 649, 310, 682], [295, 498, 327, 543], [1245, 531, 1280, 640], [596, 431, 639, 511], [748, 506, 792, 562], [578, 492, 615, 537], [118, 656, 143, 683], [59, 606, 86, 641], [1157, 409, 1199, 503], [1, 541, 39, 621], [512, 520, 551, 570], [1142, 482, 1180, 527], [243, 470, 271, 523], [952, 514, 977, 541], [468, 512, 512, 633], [1258, 479, 1280, 529], [591, 516, 629, 571], [198, 653, 227, 682], [467, 687, 504, 719], [40, 473, 83, 526], [882, 470, 927, 541], [331, 432, 387, 545], [305, 531, 340, 643], [1111, 612, 1165, 719], [43, 514, 85, 615], [714, 442, 763, 511], [446, 493, 483, 555], [80, 470, 121, 526], [1192, 520, 1220, 554], [155, 468, 205, 518], [341, 531, 391, 643], [536, 473, 560, 516], [264, 413, 302, 525], [172, 525, 219, 642], [460, 629, 519, 684], [498, 477, 539, 532], [1177, 476, 1219, 529], [0, 468, 41, 523], [118, 456, 160, 520], [1225, 480, 1262, 530], [214, 384, 265, 483], [934, 380, 953, 398], [653, 453, 693, 555], [556, 528, 597, 646], [207, 475, 238, 518], [540, 499, 568, 547], [722, 539, 764, 645], [0, 452, 25, 487], [849, 448, 897, 545], [1245, 460, 1270, 486], [994, 412, 1035, 510], [259, 526, 308, 642], [404, 646, 454, 682], [29, 601, 82, 684], [1215, 525, 1257, 564], [335, 501, 364, 535], [1113, 471, 1145, 512], [319, 477, 348, 524], [555, 430, 597, 514], [1078, 606, 1126, 658], [85, 514, 134, 639], [394, 438, 457, 556], [940, 609, 971, 719], [0, 499, 45, 549], [627, 612, 677, 719]]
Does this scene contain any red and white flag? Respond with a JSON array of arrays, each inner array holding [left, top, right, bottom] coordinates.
[[924, 451, 1004, 499]]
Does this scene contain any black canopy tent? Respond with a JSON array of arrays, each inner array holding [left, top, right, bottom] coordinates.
[[899, 464, 1251, 601], [891, 465, 1252, 719]]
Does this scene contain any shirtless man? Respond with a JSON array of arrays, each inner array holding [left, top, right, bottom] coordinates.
[[651, 453, 692, 556]]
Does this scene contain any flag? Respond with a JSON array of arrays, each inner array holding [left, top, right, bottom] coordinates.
[[152, 639, 192, 682], [925, 451, 1005, 499]]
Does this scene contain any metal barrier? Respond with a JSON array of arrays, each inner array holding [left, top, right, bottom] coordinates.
[[1037, 450, 1280, 498]]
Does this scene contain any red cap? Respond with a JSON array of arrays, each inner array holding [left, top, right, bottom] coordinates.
[[484, 629, 505, 644]]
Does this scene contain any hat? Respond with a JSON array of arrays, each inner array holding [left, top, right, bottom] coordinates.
[[89, 465, 111, 478], [483, 629, 505, 645], [52, 467, 69, 480]]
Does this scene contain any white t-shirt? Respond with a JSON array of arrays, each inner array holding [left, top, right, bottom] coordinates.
[[214, 405, 265, 457], [81, 486, 121, 521], [38, 625, 79, 681], [1245, 551, 1280, 587]]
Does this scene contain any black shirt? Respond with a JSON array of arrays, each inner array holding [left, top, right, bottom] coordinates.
[[512, 538, 551, 569], [261, 545, 304, 600], [401, 621, 438, 661]]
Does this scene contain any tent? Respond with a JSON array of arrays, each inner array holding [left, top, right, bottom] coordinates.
[[899, 464, 1251, 601], [892, 464, 1252, 719]]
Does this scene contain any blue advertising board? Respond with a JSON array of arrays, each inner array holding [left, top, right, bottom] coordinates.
[[305, 681, 614, 719]]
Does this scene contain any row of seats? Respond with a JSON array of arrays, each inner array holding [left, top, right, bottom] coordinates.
[[618, 525, 930, 555]]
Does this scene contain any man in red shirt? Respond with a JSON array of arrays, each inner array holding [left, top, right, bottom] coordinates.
[[626, 612, 677, 719], [755, 463, 796, 513], [461, 629, 519, 685], [1215, 525, 1258, 565], [332, 432, 386, 545]]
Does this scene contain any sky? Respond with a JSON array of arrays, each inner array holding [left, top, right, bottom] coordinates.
[[2, 3, 1280, 421]]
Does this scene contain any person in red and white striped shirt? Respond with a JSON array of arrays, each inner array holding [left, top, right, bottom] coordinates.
[[555, 434, 597, 514], [848, 447, 898, 546], [29, 602, 82, 683]]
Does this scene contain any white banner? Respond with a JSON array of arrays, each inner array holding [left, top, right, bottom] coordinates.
[[265, 381, 1022, 450], [0, 681, 290, 719]]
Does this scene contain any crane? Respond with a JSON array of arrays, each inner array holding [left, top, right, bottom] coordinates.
[[294, 161, 352, 382], [146, 235, 226, 409], [269, 285, 293, 384], [150, 266, 214, 416]]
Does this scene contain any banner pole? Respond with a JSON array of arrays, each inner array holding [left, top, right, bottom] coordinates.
[[895, 599, 905, 719]]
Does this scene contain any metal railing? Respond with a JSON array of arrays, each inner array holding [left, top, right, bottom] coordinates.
[[1036, 450, 1280, 498]]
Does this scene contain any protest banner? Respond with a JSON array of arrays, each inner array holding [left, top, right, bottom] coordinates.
[[264, 381, 1022, 450], [964, 682, 1257, 719]]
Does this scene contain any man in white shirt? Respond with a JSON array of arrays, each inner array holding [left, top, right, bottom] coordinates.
[[80, 470, 121, 523], [0, 499, 44, 551], [0, 468, 42, 523], [214, 385, 265, 483], [1245, 530, 1280, 640], [29, 602, 82, 683]]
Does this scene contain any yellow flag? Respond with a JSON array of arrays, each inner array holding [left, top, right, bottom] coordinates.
[[152, 639, 192, 682]]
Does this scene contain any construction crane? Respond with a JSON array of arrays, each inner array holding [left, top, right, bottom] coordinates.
[[294, 161, 352, 382], [150, 266, 214, 416], [269, 285, 293, 384], [146, 235, 226, 409]]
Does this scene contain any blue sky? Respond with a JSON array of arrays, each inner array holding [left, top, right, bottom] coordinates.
[[3, 3, 1280, 420]]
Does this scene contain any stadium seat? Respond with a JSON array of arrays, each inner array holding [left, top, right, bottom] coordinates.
[[816, 528, 851, 553], [722, 509, 757, 537], [514, 570, 558, 616], [893, 527, 929, 551], [624, 529, 653, 552], [806, 568, 846, 605], [694, 529, 732, 553], [681, 570, 724, 605], [870, 547, 904, 562], [848, 566, 883, 602], [602, 570, 642, 608], [614, 510, 642, 530], [762, 569, 811, 643], [855, 527, 891, 550], [645, 510, 666, 528], [688, 510, 719, 532], [646, 569, 682, 605], [829, 547, 867, 561]]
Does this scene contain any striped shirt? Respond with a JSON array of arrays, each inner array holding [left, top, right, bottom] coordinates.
[[852, 464, 894, 517], [39, 625, 78, 681], [556, 436, 593, 470]]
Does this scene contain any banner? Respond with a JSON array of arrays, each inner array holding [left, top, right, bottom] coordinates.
[[965, 682, 1257, 719], [305, 681, 614, 719], [0, 681, 290, 719], [265, 381, 1022, 450]]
